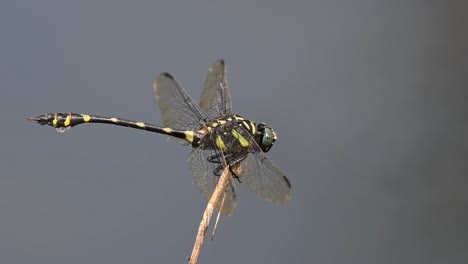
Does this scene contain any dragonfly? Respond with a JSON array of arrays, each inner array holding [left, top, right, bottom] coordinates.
[[28, 59, 292, 215]]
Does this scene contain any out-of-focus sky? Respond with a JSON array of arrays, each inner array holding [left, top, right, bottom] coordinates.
[[1, 1, 467, 263]]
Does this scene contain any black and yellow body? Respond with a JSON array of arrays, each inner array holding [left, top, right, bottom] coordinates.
[[28, 60, 291, 216], [28, 112, 201, 145], [28, 112, 262, 152]]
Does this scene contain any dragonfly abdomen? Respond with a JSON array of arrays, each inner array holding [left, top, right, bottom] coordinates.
[[28, 113, 200, 144]]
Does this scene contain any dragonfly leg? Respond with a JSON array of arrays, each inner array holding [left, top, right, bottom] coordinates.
[[227, 154, 248, 183], [207, 152, 247, 183]]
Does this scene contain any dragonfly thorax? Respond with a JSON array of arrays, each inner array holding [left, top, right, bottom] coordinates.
[[202, 114, 278, 153]]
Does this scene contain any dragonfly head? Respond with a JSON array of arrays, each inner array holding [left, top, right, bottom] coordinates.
[[255, 123, 277, 152]]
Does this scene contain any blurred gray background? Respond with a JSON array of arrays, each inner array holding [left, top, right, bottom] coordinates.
[[1, 1, 467, 263]]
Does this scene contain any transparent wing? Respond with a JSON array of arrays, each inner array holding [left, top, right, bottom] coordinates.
[[199, 59, 232, 118], [233, 129, 292, 204], [236, 152, 291, 203], [188, 146, 236, 215], [154, 73, 209, 145]]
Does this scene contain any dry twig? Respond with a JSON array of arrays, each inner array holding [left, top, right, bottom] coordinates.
[[188, 167, 230, 264]]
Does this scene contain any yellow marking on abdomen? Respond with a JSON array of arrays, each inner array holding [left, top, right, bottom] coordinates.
[[232, 129, 250, 147], [64, 115, 71, 127], [162, 127, 172, 133], [111, 118, 118, 123], [82, 115, 91, 122], [184, 131, 195, 143], [136, 122, 145, 128], [52, 118, 58, 126], [216, 135, 228, 151], [197, 127, 211, 135]]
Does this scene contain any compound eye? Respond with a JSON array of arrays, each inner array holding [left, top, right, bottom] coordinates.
[[255, 123, 275, 152], [257, 123, 266, 132], [261, 127, 275, 149]]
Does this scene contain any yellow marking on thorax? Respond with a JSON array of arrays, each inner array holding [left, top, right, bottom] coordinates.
[[184, 131, 195, 143], [242, 121, 250, 130], [232, 129, 250, 147], [211, 122, 219, 127], [216, 135, 228, 151], [218, 120, 227, 125], [82, 115, 91, 122], [251, 123, 256, 134], [136, 122, 145, 128], [162, 127, 172, 133], [111, 118, 118, 123], [234, 115, 244, 121], [64, 115, 71, 127]]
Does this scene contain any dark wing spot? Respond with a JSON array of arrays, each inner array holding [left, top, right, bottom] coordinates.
[[283, 176, 292, 189], [161, 72, 174, 79]]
